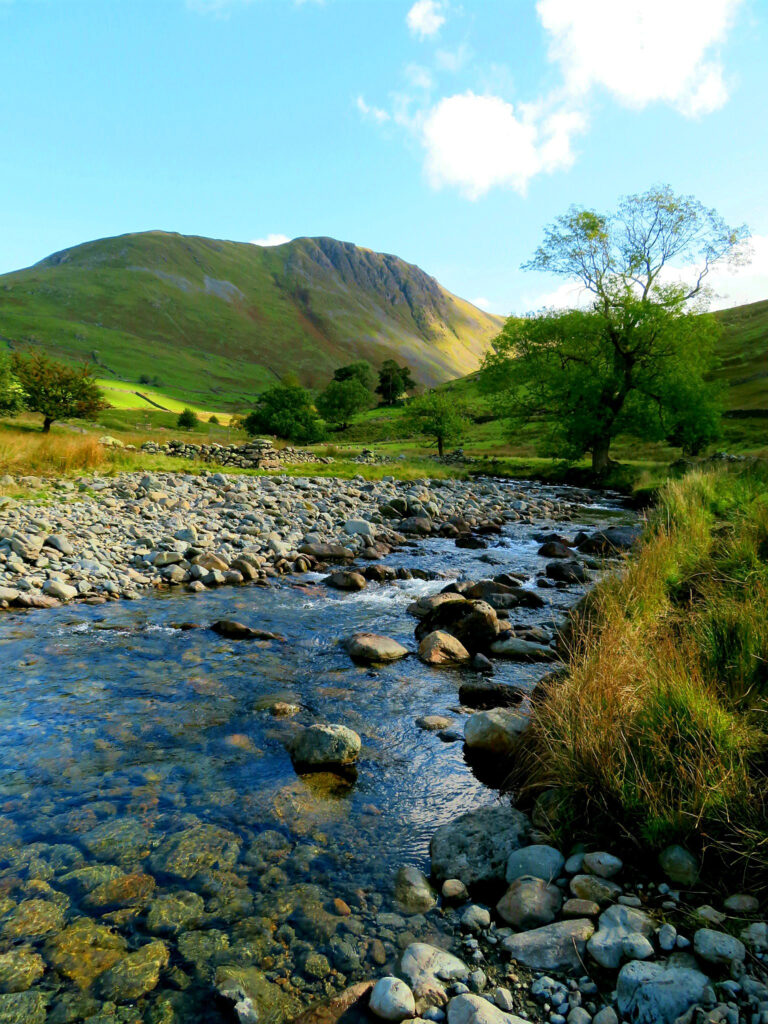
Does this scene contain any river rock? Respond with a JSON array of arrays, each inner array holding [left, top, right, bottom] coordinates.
[[146, 891, 205, 935], [501, 919, 595, 973], [394, 866, 437, 915], [417, 715, 454, 731], [496, 876, 562, 929], [1, 899, 64, 940], [464, 709, 528, 756], [545, 560, 589, 584], [430, 806, 530, 887], [587, 904, 655, 969], [149, 823, 242, 879], [505, 845, 565, 884], [289, 723, 362, 771], [582, 851, 623, 878], [0, 991, 47, 1023], [658, 845, 699, 886], [569, 873, 622, 904], [369, 977, 416, 1021], [458, 680, 522, 708], [489, 637, 558, 661], [345, 633, 409, 663], [97, 940, 169, 1002], [446, 993, 528, 1024], [0, 949, 45, 993], [211, 619, 279, 640], [616, 960, 710, 1024], [418, 631, 471, 667], [82, 871, 156, 911], [399, 943, 469, 1006], [723, 893, 759, 913], [46, 918, 128, 989], [693, 927, 746, 967], [326, 571, 367, 591], [216, 964, 302, 1023]]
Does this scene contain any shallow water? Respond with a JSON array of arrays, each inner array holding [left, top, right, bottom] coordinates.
[[0, 493, 631, 1021]]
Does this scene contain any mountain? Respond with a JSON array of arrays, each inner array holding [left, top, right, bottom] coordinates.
[[0, 231, 503, 407], [714, 299, 768, 411]]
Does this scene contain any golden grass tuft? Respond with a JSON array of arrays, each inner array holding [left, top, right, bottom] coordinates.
[[0, 429, 125, 475]]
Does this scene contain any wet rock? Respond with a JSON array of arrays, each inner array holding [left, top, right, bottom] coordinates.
[[416, 715, 454, 731], [146, 891, 205, 935], [46, 917, 127, 989], [369, 977, 416, 1021], [289, 724, 361, 771], [326, 571, 367, 591], [394, 866, 437, 915], [418, 631, 471, 667], [723, 893, 759, 914], [496, 876, 562, 929], [741, 921, 768, 951], [562, 898, 600, 919], [97, 940, 169, 1002], [505, 846, 565, 885], [299, 542, 354, 561], [501, 919, 595, 973], [538, 541, 572, 558], [693, 928, 746, 967], [460, 905, 491, 933], [458, 681, 522, 709], [59, 864, 124, 897], [345, 633, 409, 663], [430, 806, 529, 887], [545, 560, 589, 584], [616, 960, 710, 1024], [149, 823, 242, 880], [82, 871, 156, 911], [489, 637, 558, 661], [0, 949, 45, 993], [578, 525, 641, 555], [408, 592, 468, 620], [442, 879, 469, 903], [0, 990, 48, 1023], [446, 993, 527, 1024], [399, 942, 469, 1007], [1, 898, 64, 940], [81, 816, 152, 868], [292, 981, 374, 1024], [658, 845, 699, 886], [464, 709, 528, 756], [215, 964, 301, 1024], [587, 904, 655, 969], [211, 620, 280, 640]]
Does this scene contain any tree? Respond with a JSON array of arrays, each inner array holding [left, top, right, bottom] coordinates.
[[481, 186, 747, 473], [405, 389, 469, 457], [243, 383, 325, 444], [11, 352, 105, 432], [177, 407, 199, 430], [208, 414, 220, 425], [316, 378, 372, 430], [0, 353, 22, 416], [376, 360, 417, 406], [332, 360, 375, 391]]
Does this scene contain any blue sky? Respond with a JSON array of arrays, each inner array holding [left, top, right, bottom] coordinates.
[[1, 0, 766, 314]]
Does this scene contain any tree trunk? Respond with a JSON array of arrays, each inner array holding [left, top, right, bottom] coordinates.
[[42, 416, 52, 434], [591, 437, 612, 475], [437, 436, 444, 457]]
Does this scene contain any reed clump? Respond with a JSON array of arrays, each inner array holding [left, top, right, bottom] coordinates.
[[518, 463, 768, 883]]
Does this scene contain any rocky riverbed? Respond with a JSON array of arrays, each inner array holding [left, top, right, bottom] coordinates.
[[0, 473, 763, 1024]]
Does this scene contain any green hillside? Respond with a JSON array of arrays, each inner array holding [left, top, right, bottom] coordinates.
[[0, 231, 503, 408], [714, 299, 768, 411]]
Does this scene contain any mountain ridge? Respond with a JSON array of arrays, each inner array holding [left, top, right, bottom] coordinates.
[[0, 231, 502, 406]]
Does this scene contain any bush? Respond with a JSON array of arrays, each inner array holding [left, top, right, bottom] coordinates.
[[208, 414, 220, 425], [177, 407, 199, 430], [243, 384, 324, 444]]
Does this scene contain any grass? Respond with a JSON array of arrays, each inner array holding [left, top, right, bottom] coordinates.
[[516, 463, 768, 885]]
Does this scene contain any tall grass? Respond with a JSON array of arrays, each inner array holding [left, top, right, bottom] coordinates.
[[518, 464, 768, 882], [0, 429, 129, 475]]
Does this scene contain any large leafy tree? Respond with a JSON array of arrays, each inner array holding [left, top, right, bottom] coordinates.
[[405, 389, 469, 457], [0, 353, 22, 416], [11, 351, 105, 432], [332, 360, 375, 391], [376, 359, 416, 406], [243, 383, 325, 444], [482, 186, 748, 472], [316, 378, 371, 430]]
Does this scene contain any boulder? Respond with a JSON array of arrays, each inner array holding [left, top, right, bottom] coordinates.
[[496, 876, 562, 929], [693, 928, 746, 967], [345, 633, 409, 663], [464, 709, 528, 756], [298, 542, 354, 561], [577, 525, 642, 555], [430, 805, 529, 887], [489, 637, 558, 662], [501, 919, 595, 973], [447, 993, 528, 1024], [545, 560, 589, 584], [394, 866, 437, 915], [211, 620, 280, 640], [587, 904, 655, 969], [369, 977, 416, 1021], [615, 960, 710, 1024], [326, 571, 367, 591], [458, 680, 522, 709], [505, 845, 565, 885], [97, 941, 169, 1002], [408, 592, 468, 620], [418, 631, 471, 667], [582, 851, 623, 879], [289, 724, 361, 771], [570, 874, 622, 905], [398, 943, 469, 1007], [537, 541, 572, 558]]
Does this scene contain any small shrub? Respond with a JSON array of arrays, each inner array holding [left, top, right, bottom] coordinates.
[[177, 407, 199, 430]]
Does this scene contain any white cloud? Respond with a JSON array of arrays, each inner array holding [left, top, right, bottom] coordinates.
[[405, 64, 435, 91], [435, 45, 470, 73], [421, 92, 585, 199], [692, 234, 768, 310], [471, 296, 496, 312], [536, 0, 742, 117], [356, 95, 391, 123], [251, 234, 291, 247], [406, 0, 445, 39]]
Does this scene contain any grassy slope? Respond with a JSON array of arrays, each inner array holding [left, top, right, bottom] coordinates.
[[0, 231, 502, 408], [714, 299, 768, 411]]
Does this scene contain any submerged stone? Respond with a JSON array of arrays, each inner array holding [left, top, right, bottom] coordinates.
[[46, 917, 128, 990], [97, 940, 169, 1002], [1, 898, 64, 940], [149, 824, 242, 880], [0, 949, 45, 993]]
